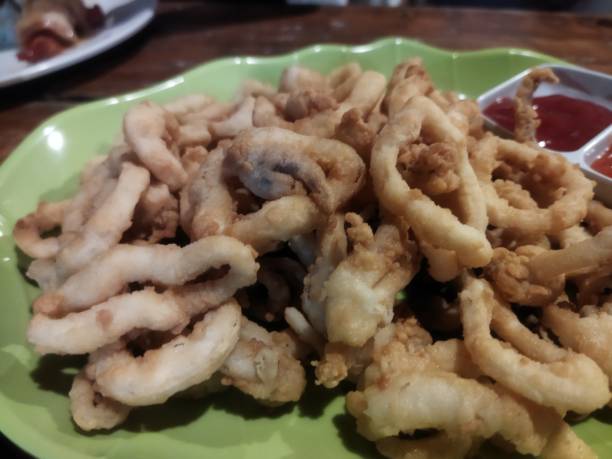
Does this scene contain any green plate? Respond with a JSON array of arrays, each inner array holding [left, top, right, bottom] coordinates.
[[0, 37, 609, 459]]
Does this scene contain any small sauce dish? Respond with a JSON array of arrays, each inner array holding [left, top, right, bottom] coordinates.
[[477, 64, 612, 205]]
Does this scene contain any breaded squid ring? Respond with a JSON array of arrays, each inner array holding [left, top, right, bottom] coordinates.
[[302, 214, 348, 335], [459, 276, 610, 414], [226, 196, 322, 254], [490, 302, 566, 363], [13, 200, 69, 259], [25, 161, 150, 291], [220, 317, 307, 404], [542, 304, 612, 382], [382, 57, 433, 118], [54, 162, 150, 278], [61, 147, 127, 233], [586, 200, 612, 233], [528, 227, 612, 283], [181, 146, 234, 237], [127, 182, 179, 243], [471, 135, 594, 236], [210, 96, 255, 140], [33, 235, 258, 315], [89, 300, 241, 406], [183, 145, 323, 254], [69, 372, 130, 431], [227, 127, 365, 213], [28, 289, 189, 355], [371, 96, 491, 268], [124, 101, 187, 191], [279, 65, 328, 93], [294, 70, 387, 138], [347, 370, 563, 456], [325, 214, 420, 347], [513, 68, 559, 144], [484, 245, 565, 306]]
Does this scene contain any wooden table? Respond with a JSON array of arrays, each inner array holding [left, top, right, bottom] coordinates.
[[1, 2, 611, 163]]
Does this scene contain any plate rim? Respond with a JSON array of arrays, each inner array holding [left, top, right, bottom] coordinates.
[[0, 36, 568, 459]]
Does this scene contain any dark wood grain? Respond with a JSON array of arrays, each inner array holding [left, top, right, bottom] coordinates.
[[1, 2, 611, 162]]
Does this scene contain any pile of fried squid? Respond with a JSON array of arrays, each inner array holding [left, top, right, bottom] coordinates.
[[14, 60, 612, 459]]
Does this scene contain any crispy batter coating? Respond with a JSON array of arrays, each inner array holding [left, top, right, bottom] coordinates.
[[124, 101, 186, 191], [460, 277, 610, 414], [88, 301, 241, 406], [371, 95, 491, 269], [33, 236, 258, 315], [220, 318, 306, 404], [325, 214, 420, 346], [69, 372, 130, 431], [514, 68, 559, 144], [16, 60, 612, 452], [484, 245, 564, 306]]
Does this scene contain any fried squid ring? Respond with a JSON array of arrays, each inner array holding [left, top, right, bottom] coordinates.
[[316, 319, 431, 389], [89, 300, 241, 406], [327, 62, 363, 101], [347, 369, 564, 456], [25, 161, 150, 291], [284, 89, 337, 121], [294, 70, 387, 138], [226, 196, 322, 254], [555, 224, 591, 249], [471, 135, 594, 235], [459, 276, 610, 414], [28, 289, 189, 355], [514, 68, 559, 144], [69, 372, 130, 431], [182, 145, 323, 254], [127, 182, 179, 243], [61, 147, 127, 233], [253, 96, 294, 129], [529, 227, 612, 283], [279, 65, 328, 93], [54, 162, 150, 278], [124, 101, 187, 191], [484, 246, 564, 306], [302, 214, 348, 335], [490, 302, 566, 363], [13, 200, 69, 259], [325, 214, 420, 346], [575, 266, 612, 306], [371, 96, 491, 268], [543, 304, 612, 381], [220, 317, 306, 404], [333, 107, 378, 161], [181, 145, 234, 237], [210, 96, 255, 140], [586, 200, 612, 233], [383, 57, 433, 118], [227, 127, 365, 213], [33, 235, 258, 315]]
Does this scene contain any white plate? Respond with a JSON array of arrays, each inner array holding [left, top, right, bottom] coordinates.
[[0, 0, 157, 88]]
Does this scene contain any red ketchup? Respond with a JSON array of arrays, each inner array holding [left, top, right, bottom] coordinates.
[[591, 145, 612, 178], [483, 94, 612, 152]]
